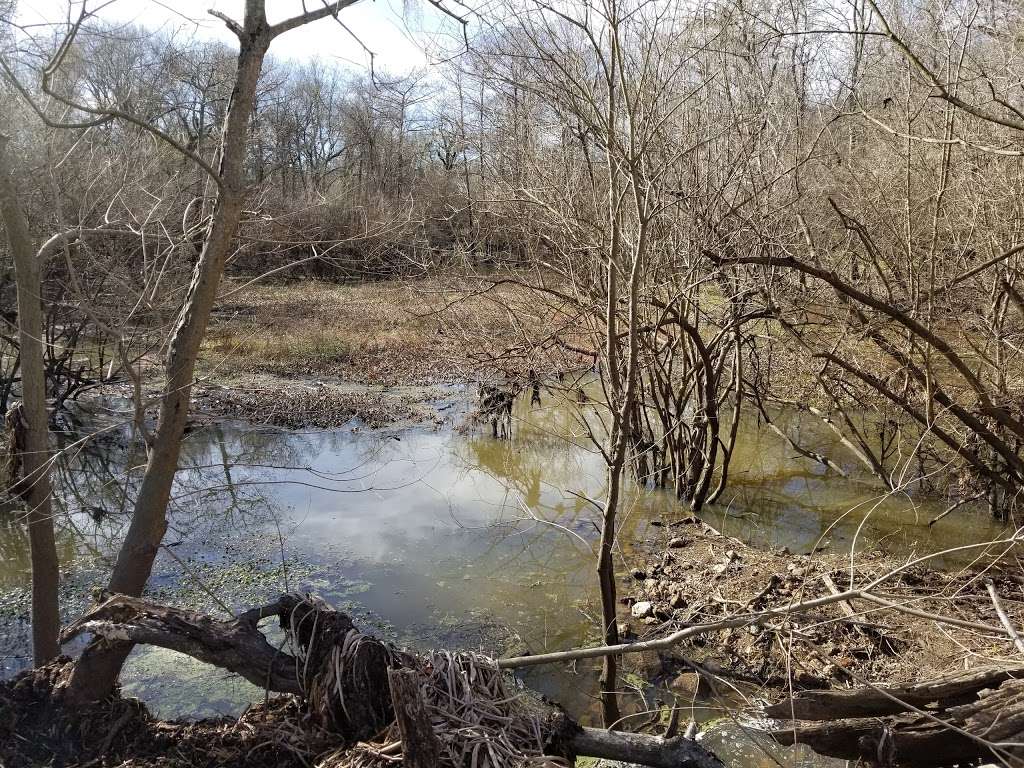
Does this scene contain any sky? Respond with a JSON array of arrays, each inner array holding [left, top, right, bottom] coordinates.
[[14, 0, 458, 74]]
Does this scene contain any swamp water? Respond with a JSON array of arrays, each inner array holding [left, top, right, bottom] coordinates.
[[0, 385, 1009, 767]]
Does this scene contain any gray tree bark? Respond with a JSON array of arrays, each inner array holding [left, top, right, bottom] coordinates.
[[0, 134, 61, 665], [387, 668, 442, 768], [66, 2, 274, 701]]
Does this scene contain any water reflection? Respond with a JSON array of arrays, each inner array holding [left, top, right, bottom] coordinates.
[[0, 388, 1009, 767]]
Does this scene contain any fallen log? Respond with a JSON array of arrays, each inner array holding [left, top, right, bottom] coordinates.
[[61, 593, 304, 696], [61, 592, 723, 768], [765, 669, 1024, 766], [764, 664, 1024, 720], [569, 726, 722, 768]]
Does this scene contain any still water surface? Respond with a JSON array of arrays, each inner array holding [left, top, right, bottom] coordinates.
[[0, 385, 1007, 766]]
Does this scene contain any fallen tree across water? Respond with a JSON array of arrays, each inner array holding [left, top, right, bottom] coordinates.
[[5, 592, 723, 768]]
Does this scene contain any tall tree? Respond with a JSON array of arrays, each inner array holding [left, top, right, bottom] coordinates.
[[59, 0, 369, 701], [0, 133, 61, 665]]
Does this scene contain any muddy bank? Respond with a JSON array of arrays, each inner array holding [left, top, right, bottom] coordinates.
[[622, 517, 1023, 690], [78, 375, 454, 432], [202, 278, 588, 388], [191, 377, 448, 430]]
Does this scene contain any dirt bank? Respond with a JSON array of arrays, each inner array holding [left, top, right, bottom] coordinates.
[[0, 660, 321, 768], [621, 516, 1024, 691], [191, 376, 448, 430]]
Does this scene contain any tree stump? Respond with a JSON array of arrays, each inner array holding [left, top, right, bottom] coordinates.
[[387, 667, 441, 768]]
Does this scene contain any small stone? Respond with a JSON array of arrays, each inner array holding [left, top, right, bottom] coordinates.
[[631, 600, 654, 618], [667, 537, 687, 549], [669, 671, 707, 697], [633, 650, 663, 679]]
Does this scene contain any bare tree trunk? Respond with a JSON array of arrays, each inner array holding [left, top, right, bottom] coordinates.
[[597, 459, 623, 726], [66, 8, 273, 702], [0, 134, 60, 665]]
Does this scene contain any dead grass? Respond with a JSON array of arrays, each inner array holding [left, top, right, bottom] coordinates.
[[201, 278, 583, 387]]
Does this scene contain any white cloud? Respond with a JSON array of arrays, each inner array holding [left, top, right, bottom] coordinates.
[[15, 0, 448, 74]]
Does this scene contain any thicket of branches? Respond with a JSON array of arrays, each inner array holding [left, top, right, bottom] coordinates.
[[453, 0, 1024, 522], [1, 0, 1024, 757]]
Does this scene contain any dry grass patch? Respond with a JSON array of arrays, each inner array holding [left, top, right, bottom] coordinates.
[[203, 278, 587, 386]]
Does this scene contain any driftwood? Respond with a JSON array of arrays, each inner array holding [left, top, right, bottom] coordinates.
[[387, 668, 442, 768], [765, 666, 1024, 766], [61, 592, 723, 768], [61, 593, 304, 695], [569, 726, 723, 768], [764, 664, 1024, 720]]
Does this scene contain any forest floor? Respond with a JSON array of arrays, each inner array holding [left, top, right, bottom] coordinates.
[[0, 661, 325, 768], [620, 516, 1024, 695]]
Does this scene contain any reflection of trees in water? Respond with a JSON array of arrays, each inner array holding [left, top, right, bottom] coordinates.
[[452, 395, 677, 581], [47, 417, 391, 572], [456, 430, 598, 531], [708, 408, 1009, 558], [0, 510, 79, 588]]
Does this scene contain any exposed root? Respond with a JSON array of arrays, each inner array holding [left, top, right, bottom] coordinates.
[[330, 651, 558, 768], [5, 594, 719, 767]]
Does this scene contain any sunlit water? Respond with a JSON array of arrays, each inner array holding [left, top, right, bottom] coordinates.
[[0, 383, 1008, 767]]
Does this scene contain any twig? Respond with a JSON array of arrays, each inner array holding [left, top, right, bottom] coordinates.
[[986, 580, 1024, 655], [929, 493, 984, 527]]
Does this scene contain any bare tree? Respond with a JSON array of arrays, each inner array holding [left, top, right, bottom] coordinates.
[[0, 133, 60, 665], [1, 0, 393, 702]]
